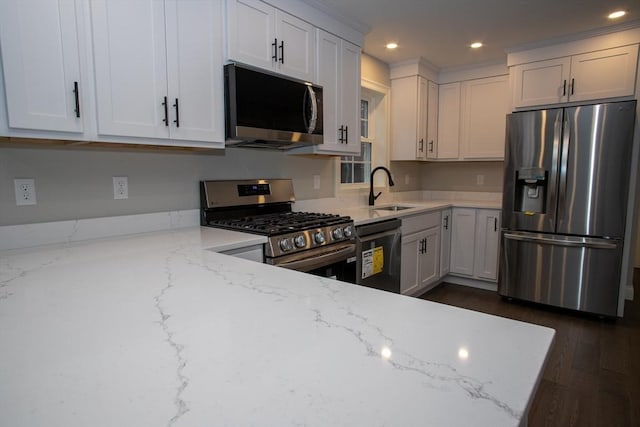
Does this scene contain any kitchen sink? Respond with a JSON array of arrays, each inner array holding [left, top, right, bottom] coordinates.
[[372, 205, 414, 211]]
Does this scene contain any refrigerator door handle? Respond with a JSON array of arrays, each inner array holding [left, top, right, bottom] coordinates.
[[503, 232, 619, 249], [557, 115, 571, 226]]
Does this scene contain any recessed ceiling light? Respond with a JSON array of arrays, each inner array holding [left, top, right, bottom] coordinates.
[[608, 10, 627, 19], [386, 42, 398, 50], [470, 42, 483, 49]]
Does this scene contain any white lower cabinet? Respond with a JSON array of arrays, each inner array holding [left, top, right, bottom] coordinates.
[[450, 208, 501, 282], [440, 209, 452, 276], [401, 211, 441, 295]]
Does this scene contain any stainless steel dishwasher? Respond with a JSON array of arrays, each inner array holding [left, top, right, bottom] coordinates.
[[344, 219, 402, 293]]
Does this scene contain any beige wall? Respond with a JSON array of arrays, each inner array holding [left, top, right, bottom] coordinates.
[[362, 53, 390, 87], [421, 161, 504, 192]]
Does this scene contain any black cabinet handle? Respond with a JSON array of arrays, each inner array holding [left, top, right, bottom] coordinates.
[[429, 140, 433, 152], [338, 125, 343, 143], [571, 78, 575, 95], [272, 38, 278, 62], [173, 98, 179, 127], [494, 217, 497, 232], [344, 125, 348, 144], [444, 215, 449, 230], [73, 81, 80, 118], [162, 96, 168, 126], [279, 40, 284, 64], [562, 79, 567, 96], [424, 237, 428, 254], [419, 139, 424, 152]]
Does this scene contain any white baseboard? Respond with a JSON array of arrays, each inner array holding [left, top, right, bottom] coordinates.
[[442, 275, 498, 291]]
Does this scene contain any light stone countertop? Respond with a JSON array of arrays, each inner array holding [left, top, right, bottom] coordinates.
[[320, 200, 503, 226], [0, 226, 554, 427]]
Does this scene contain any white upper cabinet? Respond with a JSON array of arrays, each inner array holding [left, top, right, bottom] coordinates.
[[436, 82, 461, 160], [425, 80, 439, 159], [511, 57, 571, 107], [91, 0, 224, 145], [226, 0, 315, 82], [165, 0, 225, 142], [569, 46, 638, 102], [460, 75, 509, 159], [290, 30, 360, 155], [391, 75, 436, 161], [433, 76, 508, 161], [511, 45, 638, 108], [92, 0, 169, 139], [0, 0, 83, 133]]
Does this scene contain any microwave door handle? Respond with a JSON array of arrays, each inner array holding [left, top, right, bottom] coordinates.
[[305, 85, 318, 133]]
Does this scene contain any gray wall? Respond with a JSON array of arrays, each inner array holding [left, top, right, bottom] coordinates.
[[0, 144, 334, 225]]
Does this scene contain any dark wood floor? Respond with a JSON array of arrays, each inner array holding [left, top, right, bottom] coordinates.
[[420, 270, 640, 427]]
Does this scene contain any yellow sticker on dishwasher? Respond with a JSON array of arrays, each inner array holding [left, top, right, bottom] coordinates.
[[361, 246, 384, 279]]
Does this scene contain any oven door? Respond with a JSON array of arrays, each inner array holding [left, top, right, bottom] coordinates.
[[267, 242, 356, 280]]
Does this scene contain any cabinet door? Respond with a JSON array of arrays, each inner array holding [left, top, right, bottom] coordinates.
[[415, 77, 428, 159], [420, 226, 440, 288], [511, 57, 571, 108], [275, 11, 315, 81], [390, 76, 419, 160], [450, 208, 476, 277], [400, 232, 421, 294], [316, 30, 341, 149], [0, 0, 83, 132], [165, 0, 224, 143], [436, 82, 460, 160], [460, 75, 509, 159], [440, 209, 452, 276], [91, 0, 169, 138], [426, 80, 439, 159], [339, 40, 362, 154], [226, 0, 275, 71], [569, 45, 639, 102], [474, 210, 501, 281]]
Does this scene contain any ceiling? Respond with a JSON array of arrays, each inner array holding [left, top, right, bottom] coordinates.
[[307, 0, 639, 70]]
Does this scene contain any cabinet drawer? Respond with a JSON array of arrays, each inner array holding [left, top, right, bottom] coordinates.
[[402, 211, 442, 235]]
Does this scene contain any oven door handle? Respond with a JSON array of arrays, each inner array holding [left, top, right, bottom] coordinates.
[[275, 244, 355, 272]]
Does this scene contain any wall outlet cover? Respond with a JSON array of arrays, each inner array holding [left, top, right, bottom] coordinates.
[[113, 176, 129, 200], [14, 178, 37, 206]]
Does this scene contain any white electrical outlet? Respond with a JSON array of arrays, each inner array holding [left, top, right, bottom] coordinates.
[[313, 175, 320, 190], [405, 174, 410, 185], [14, 178, 37, 206], [476, 174, 485, 186], [113, 176, 129, 199]]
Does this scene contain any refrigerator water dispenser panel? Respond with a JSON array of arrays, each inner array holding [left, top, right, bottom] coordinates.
[[515, 167, 547, 214]]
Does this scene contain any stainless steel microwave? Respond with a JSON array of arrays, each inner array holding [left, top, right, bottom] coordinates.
[[224, 63, 323, 149]]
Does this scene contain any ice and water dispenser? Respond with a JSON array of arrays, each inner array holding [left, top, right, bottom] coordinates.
[[514, 167, 547, 214]]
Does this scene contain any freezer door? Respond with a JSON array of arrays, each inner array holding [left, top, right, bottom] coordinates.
[[502, 108, 562, 234], [499, 231, 623, 316], [557, 101, 636, 238]]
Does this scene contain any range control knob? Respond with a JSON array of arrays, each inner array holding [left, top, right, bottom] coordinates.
[[294, 235, 307, 248], [279, 239, 293, 252], [343, 226, 353, 238], [331, 227, 344, 240], [314, 231, 326, 244]]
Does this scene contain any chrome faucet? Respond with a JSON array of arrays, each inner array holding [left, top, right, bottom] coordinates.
[[368, 166, 395, 206]]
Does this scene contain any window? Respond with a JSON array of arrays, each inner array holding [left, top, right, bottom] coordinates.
[[340, 98, 372, 185]]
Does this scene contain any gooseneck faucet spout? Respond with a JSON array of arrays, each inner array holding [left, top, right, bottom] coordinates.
[[368, 166, 395, 206]]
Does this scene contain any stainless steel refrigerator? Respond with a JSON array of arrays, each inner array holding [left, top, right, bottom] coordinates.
[[499, 100, 636, 317]]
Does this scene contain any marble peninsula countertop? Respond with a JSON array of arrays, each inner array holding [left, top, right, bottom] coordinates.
[[0, 226, 553, 427]]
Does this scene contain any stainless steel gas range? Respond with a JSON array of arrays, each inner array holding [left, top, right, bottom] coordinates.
[[200, 179, 356, 278]]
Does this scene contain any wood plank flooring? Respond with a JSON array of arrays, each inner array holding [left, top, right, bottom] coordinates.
[[420, 270, 640, 427]]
